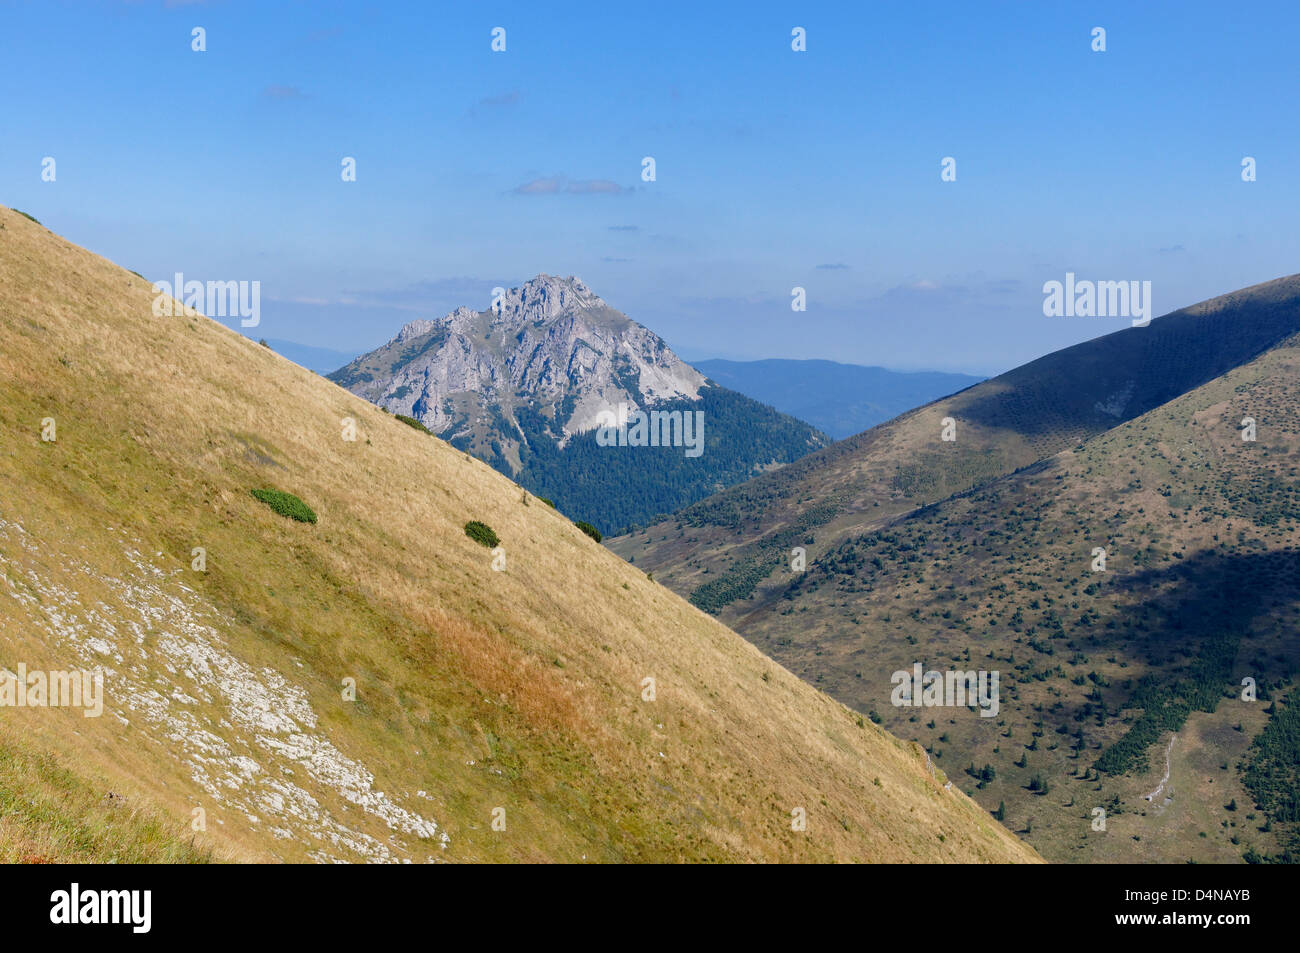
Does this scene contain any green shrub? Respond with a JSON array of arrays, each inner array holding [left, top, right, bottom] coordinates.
[[539, 497, 556, 508], [575, 520, 602, 543], [396, 413, 433, 435], [465, 520, 499, 548], [14, 210, 40, 225], [250, 488, 317, 524]]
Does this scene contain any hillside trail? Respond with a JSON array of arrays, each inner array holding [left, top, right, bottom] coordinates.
[[1144, 734, 1176, 802]]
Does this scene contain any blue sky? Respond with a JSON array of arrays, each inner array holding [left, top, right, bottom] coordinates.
[[5, 0, 1299, 374]]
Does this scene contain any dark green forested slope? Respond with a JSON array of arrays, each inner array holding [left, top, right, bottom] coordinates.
[[461, 384, 827, 536]]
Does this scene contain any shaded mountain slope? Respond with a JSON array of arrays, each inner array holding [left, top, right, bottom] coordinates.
[[610, 275, 1300, 625], [622, 296, 1300, 861]]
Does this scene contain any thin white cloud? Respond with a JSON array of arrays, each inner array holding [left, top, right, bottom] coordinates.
[[262, 85, 306, 100], [513, 176, 629, 195]]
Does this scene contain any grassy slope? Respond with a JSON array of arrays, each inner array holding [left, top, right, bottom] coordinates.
[[0, 721, 214, 863], [693, 333, 1300, 862], [0, 206, 1037, 863]]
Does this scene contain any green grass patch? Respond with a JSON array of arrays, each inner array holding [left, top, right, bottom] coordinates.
[[0, 730, 212, 863]]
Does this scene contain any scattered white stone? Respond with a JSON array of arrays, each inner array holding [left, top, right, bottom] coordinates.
[[0, 515, 447, 862]]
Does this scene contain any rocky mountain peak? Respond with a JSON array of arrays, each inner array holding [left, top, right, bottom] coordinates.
[[492, 274, 605, 327], [387, 277, 603, 345], [331, 274, 713, 452]]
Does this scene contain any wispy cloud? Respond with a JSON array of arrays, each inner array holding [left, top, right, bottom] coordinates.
[[262, 84, 306, 100], [874, 276, 1027, 306], [479, 90, 520, 107], [343, 276, 518, 310], [267, 295, 331, 306], [815, 262, 850, 270], [1157, 243, 1186, 255], [466, 90, 522, 118], [608, 224, 639, 232], [512, 176, 629, 196]]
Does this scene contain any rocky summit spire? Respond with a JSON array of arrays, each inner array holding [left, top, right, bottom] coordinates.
[[332, 274, 705, 442], [491, 275, 605, 326]]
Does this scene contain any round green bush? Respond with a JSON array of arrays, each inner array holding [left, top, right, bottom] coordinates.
[[396, 413, 433, 435], [251, 488, 317, 524], [464, 520, 499, 548]]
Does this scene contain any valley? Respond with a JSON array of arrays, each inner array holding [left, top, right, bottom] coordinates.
[[611, 280, 1300, 863]]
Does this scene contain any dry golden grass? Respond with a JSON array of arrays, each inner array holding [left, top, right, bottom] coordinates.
[[0, 206, 1039, 863]]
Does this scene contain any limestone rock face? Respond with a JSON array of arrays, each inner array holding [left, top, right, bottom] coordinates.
[[329, 275, 706, 451]]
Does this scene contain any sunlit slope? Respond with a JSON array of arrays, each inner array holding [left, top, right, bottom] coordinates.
[[0, 207, 1038, 863], [610, 275, 1300, 625]]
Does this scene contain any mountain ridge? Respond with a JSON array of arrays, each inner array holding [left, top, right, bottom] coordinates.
[[611, 272, 1300, 617]]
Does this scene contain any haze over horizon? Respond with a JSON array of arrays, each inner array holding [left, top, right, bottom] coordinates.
[[6, 0, 1299, 377]]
